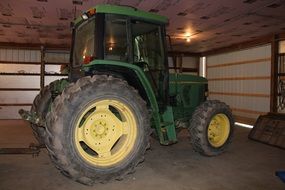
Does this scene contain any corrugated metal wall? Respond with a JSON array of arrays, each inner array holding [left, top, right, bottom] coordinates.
[[44, 50, 69, 84], [206, 45, 271, 124], [0, 48, 68, 119]]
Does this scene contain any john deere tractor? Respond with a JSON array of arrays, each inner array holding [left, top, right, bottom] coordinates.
[[20, 4, 234, 185]]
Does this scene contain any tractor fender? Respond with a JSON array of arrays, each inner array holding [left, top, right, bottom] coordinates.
[[82, 59, 162, 130]]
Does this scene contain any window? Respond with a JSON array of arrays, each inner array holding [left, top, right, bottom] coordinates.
[[73, 17, 95, 66], [132, 21, 165, 71], [104, 15, 128, 61]]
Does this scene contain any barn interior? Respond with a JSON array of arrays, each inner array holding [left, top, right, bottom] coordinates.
[[0, 0, 284, 189]]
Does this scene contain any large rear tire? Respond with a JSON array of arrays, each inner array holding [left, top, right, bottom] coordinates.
[[30, 79, 67, 145], [189, 100, 234, 156], [30, 86, 52, 145], [45, 75, 150, 185]]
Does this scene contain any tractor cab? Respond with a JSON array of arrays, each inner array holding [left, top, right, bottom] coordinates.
[[71, 5, 169, 106]]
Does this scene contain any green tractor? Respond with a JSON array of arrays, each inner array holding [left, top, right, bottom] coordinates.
[[20, 4, 234, 185]]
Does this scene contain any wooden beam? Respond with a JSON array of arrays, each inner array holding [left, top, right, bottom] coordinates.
[[0, 73, 40, 76], [40, 46, 45, 89], [0, 42, 70, 50], [45, 62, 69, 65], [207, 58, 270, 69], [208, 76, 270, 81], [168, 51, 201, 57], [209, 91, 270, 98], [0, 88, 40, 91], [0, 103, 32, 106], [231, 108, 267, 115], [181, 68, 198, 73], [178, 56, 183, 73], [270, 35, 279, 113], [0, 61, 41, 65]]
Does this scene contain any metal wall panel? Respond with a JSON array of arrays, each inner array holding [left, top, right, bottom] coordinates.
[[0, 49, 41, 62], [0, 48, 69, 119], [210, 80, 270, 94], [0, 91, 38, 103], [0, 76, 40, 88], [0, 106, 31, 119], [207, 45, 271, 66], [0, 64, 40, 73], [207, 44, 271, 124], [45, 65, 61, 73], [207, 62, 270, 78], [210, 95, 269, 114]]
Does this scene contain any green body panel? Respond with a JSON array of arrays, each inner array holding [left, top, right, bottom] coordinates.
[[82, 59, 176, 145], [48, 79, 70, 113], [169, 73, 208, 121], [74, 4, 168, 26], [54, 79, 70, 93], [161, 106, 177, 143]]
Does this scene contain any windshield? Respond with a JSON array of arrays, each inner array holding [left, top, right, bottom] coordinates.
[[72, 17, 95, 67]]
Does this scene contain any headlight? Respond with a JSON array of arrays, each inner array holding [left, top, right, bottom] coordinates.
[[82, 14, 88, 20]]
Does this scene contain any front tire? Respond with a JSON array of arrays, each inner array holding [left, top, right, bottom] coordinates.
[[45, 75, 150, 185], [189, 100, 234, 156]]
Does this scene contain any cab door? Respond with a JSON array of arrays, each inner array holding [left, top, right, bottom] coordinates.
[[131, 20, 169, 108]]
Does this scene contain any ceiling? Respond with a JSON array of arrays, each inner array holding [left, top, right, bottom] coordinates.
[[0, 0, 285, 53]]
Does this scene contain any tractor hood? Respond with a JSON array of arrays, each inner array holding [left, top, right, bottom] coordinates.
[[169, 73, 208, 85]]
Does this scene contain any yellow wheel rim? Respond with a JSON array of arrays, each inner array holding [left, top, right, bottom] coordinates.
[[207, 113, 230, 148], [74, 99, 137, 167]]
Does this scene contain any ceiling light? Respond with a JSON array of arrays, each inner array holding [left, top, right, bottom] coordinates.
[[186, 36, 191, 42]]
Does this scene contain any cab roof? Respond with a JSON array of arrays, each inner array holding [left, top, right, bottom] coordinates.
[[74, 4, 168, 26]]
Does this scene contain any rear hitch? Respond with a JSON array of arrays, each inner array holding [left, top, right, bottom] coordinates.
[[18, 109, 43, 126]]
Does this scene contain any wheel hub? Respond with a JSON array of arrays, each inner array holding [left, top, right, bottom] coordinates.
[[74, 99, 137, 167], [207, 113, 230, 148], [94, 124, 105, 135], [92, 120, 108, 136]]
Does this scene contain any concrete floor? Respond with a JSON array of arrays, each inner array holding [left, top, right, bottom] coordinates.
[[0, 120, 284, 190]]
